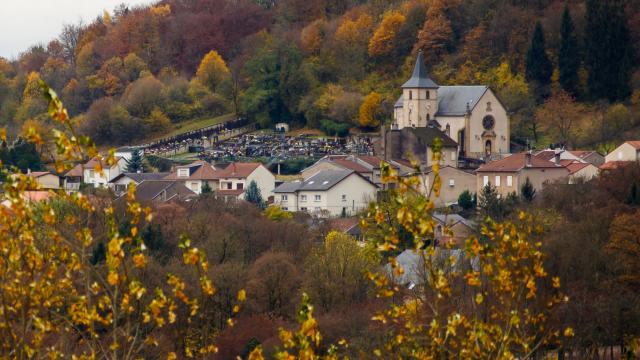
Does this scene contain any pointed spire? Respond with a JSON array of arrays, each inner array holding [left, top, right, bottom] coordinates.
[[402, 51, 439, 88]]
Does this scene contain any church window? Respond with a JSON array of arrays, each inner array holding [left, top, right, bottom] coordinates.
[[427, 114, 430, 121], [426, 91, 430, 99], [409, 90, 412, 100], [445, 124, 450, 136], [486, 102, 492, 111], [482, 115, 495, 130]]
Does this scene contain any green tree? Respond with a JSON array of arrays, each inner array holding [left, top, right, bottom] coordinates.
[[478, 184, 508, 221], [458, 190, 475, 211], [585, 0, 632, 101], [245, 180, 265, 208], [521, 177, 536, 202], [201, 181, 212, 195], [125, 148, 143, 172], [525, 22, 552, 94], [558, 4, 580, 97]]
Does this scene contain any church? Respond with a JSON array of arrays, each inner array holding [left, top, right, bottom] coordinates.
[[390, 51, 510, 160]]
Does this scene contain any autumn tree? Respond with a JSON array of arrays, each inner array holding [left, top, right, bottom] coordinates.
[[535, 90, 584, 147], [196, 50, 230, 93], [368, 10, 406, 59], [246, 251, 301, 318], [358, 91, 383, 128], [121, 74, 166, 118], [415, 0, 453, 64]]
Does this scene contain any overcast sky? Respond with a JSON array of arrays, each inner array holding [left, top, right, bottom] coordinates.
[[0, 0, 158, 59]]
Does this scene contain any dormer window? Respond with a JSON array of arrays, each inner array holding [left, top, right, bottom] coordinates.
[[178, 168, 189, 177]]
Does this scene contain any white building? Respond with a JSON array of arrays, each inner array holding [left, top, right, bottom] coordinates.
[[163, 160, 219, 194], [83, 157, 128, 188], [273, 169, 377, 217], [213, 162, 275, 201]]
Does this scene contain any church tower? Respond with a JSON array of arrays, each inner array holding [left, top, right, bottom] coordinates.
[[399, 51, 439, 129]]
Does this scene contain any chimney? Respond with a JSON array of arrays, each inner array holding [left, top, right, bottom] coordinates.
[[554, 148, 561, 166], [525, 150, 532, 167]]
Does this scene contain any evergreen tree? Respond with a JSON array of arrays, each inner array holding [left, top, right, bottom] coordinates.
[[458, 190, 475, 211], [626, 183, 640, 205], [558, 4, 580, 96], [245, 180, 265, 208], [478, 184, 507, 221], [525, 22, 553, 93], [90, 242, 106, 265], [125, 149, 143, 172], [521, 177, 536, 202], [585, 0, 632, 101], [201, 181, 212, 195]]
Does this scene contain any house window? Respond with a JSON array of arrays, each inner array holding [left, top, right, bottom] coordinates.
[[237, 183, 244, 190], [495, 176, 501, 187], [483, 176, 489, 187], [409, 90, 412, 100], [450, 151, 456, 161], [449, 179, 455, 187], [314, 207, 321, 212], [281, 195, 288, 201], [301, 195, 307, 202], [314, 195, 321, 202], [507, 176, 513, 187], [89, 170, 95, 178], [178, 168, 189, 177], [191, 182, 199, 191], [426, 90, 430, 99], [342, 194, 347, 202], [282, 207, 288, 211], [300, 207, 308, 212], [226, 183, 232, 189]]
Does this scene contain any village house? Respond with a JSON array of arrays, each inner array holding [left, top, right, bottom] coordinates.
[[302, 155, 413, 188], [433, 213, 477, 246], [212, 162, 275, 201], [124, 180, 197, 203], [560, 160, 599, 183], [383, 127, 459, 168], [476, 152, 569, 197], [603, 141, 640, 169], [418, 166, 476, 207], [109, 172, 169, 194], [25, 171, 60, 189], [568, 150, 605, 167], [390, 51, 510, 159], [273, 169, 377, 217], [82, 157, 128, 188], [163, 160, 219, 194]]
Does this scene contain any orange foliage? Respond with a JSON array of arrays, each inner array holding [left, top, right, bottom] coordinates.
[[368, 11, 406, 57]]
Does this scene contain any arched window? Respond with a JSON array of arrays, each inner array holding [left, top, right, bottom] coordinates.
[[445, 124, 450, 136], [426, 90, 430, 99], [409, 90, 412, 100], [427, 114, 430, 122], [486, 101, 492, 111], [485, 140, 492, 156]]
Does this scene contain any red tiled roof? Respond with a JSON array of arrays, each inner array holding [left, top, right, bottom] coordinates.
[[65, 163, 84, 177], [533, 150, 558, 161], [331, 159, 371, 173], [569, 150, 598, 159], [164, 160, 219, 180], [626, 141, 640, 149], [600, 161, 633, 170], [357, 155, 383, 168], [213, 162, 262, 179], [327, 217, 359, 233], [477, 153, 564, 172], [560, 160, 591, 175]]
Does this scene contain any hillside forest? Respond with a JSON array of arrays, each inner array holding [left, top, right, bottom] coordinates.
[[0, 0, 637, 151]]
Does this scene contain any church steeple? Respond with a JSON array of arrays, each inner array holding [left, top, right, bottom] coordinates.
[[402, 51, 439, 88]]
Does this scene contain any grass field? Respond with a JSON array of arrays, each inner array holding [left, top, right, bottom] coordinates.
[[154, 113, 236, 140]]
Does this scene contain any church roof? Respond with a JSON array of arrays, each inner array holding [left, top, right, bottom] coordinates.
[[402, 51, 439, 89], [405, 127, 458, 148], [436, 86, 487, 116]]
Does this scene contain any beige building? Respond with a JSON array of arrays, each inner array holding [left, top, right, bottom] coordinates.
[[393, 51, 510, 159], [418, 166, 476, 207], [26, 171, 60, 189], [383, 127, 459, 168], [476, 152, 569, 197], [561, 160, 599, 183], [604, 141, 640, 164], [273, 169, 377, 217], [433, 213, 477, 246]]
